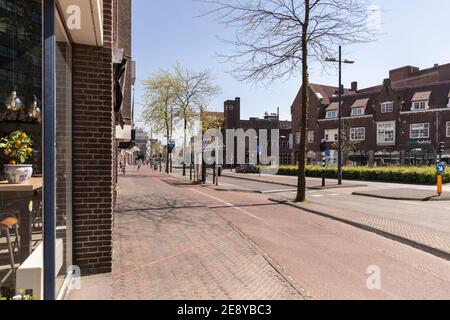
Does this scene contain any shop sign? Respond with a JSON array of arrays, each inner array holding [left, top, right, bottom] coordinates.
[[407, 139, 432, 146]]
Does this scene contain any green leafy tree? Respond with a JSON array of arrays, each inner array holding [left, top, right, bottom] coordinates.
[[141, 70, 179, 173]]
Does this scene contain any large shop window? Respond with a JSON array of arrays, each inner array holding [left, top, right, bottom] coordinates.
[[0, 0, 43, 299], [54, 8, 72, 299], [0, 0, 72, 300]]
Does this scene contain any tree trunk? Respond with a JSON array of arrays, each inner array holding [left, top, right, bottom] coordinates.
[[165, 126, 170, 174], [295, 0, 310, 203], [183, 118, 187, 176]]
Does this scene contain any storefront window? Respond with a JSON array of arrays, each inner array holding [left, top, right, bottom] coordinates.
[[55, 11, 72, 298], [0, 0, 43, 299], [405, 148, 435, 166]]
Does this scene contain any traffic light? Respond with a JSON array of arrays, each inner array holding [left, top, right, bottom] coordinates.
[[320, 139, 328, 152]]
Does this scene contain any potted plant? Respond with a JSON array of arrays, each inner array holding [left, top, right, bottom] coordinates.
[[0, 130, 33, 184]]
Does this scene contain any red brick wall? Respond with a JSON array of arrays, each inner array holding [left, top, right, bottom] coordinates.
[[72, 0, 115, 275]]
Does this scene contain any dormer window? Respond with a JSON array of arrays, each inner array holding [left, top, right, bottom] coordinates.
[[325, 102, 339, 119], [412, 101, 428, 111], [411, 91, 431, 111], [351, 107, 364, 117], [381, 102, 394, 113], [350, 98, 369, 117], [326, 111, 338, 119]]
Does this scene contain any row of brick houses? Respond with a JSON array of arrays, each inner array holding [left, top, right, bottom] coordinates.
[[291, 63, 450, 166]]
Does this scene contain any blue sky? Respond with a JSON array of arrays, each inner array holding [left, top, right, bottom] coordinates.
[[132, 0, 450, 125]]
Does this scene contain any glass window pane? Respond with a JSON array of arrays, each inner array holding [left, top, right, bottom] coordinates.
[[55, 12, 72, 296], [0, 0, 43, 300]]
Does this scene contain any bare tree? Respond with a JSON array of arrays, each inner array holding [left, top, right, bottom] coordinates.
[[198, 0, 376, 202], [173, 65, 221, 176]]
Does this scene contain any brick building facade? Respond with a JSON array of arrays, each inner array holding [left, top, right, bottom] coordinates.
[[224, 98, 292, 166], [72, 0, 134, 275], [292, 64, 450, 166]]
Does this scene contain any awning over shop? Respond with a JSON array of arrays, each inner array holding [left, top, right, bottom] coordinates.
[[58, 0, 104, 46], [127, 146, 140, 154]]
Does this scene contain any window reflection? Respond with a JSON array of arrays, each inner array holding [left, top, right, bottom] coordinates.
[[0, 0, 43, 299]]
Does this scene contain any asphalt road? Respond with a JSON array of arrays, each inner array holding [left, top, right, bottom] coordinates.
[[213, 174, 450, 244], [180, 183, 450, 300]]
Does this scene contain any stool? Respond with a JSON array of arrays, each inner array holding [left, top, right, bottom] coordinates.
[[0, 217, 20, 284]]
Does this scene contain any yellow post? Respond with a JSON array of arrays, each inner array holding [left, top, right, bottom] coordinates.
[[437, 174, 443, 195]]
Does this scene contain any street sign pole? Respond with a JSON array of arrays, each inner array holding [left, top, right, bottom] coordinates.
[[322, 152, 326, 187], [438, 174, 443, 196], [436, 162, 446, 195]]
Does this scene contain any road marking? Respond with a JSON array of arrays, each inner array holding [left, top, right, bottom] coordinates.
[[261, 189, 298, 194], [190, 188, 265, 222]]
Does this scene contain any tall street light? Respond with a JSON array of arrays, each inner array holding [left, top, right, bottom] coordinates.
[[325, 46, 355, 185]]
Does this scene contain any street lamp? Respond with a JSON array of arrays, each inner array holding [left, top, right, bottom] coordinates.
[[325, 46, 355, 185]]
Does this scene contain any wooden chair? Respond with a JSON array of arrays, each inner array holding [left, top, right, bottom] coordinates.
[[0, 216, 20, 286]]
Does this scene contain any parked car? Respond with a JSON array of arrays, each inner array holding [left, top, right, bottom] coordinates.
[[236, 164, 259, 174]]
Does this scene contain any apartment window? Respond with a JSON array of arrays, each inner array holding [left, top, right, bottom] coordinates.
[[377, 122, 396, 145], [325, 129, 338, 142], [447, 122, 450, 137], [381, 102, 394, 113], [350, 127, 366, 141], [326, 111, 338, 119], [351, 107, 364, 117], [412, 101, 428, 111], [410, 123, 430, 139], [307, 131, 315, 144]]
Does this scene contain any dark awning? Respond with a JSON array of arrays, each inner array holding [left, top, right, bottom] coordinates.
[[114, 58, 128, 127]]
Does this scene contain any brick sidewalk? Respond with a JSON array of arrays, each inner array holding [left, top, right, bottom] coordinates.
[[112, 168, 308, 300]]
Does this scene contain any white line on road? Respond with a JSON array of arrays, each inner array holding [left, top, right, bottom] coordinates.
[[190, 188, 265, 222]]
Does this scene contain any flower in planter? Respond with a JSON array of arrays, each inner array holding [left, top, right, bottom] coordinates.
[[0, 130, 33, 165]]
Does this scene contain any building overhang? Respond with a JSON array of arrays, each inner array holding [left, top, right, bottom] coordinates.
[[116, 125, 132, 142], [58, 0, 104, 46]]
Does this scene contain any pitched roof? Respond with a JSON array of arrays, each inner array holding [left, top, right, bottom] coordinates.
[[351, 98, 370, 108], [411, 91, 432, 102], [326, 102, 339, 111], [309, 83, 340, 105]]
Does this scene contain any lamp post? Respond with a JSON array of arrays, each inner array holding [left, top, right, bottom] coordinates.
[[325, 46, 354, 185]]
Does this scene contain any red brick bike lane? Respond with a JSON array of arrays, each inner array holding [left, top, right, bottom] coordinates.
[[111, 168, 308, 300]]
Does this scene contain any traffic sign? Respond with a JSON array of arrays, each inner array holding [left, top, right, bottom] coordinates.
[[324, 150, 331, 158], [256, 146, 264, 154], [436, 162, 446, 175]]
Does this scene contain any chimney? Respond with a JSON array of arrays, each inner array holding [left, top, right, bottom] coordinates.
[[351, 81, 358, 92]]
